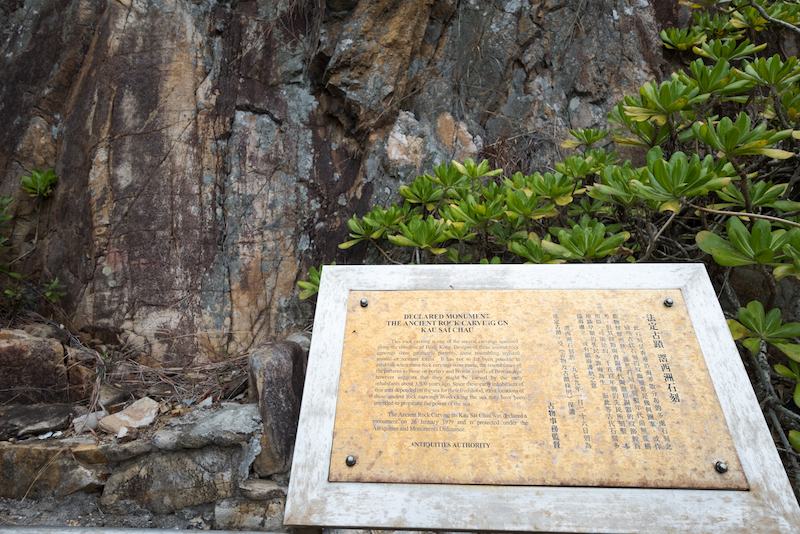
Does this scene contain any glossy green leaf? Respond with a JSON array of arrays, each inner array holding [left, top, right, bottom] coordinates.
[[727, 319, 754, 340], [772, 342, 800, 363], [774, 364, 798, 380], [789, 430, 800, 453]]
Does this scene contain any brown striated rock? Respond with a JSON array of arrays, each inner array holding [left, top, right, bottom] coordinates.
[[214, 497, 288, 532], [0, 0, 675, 365], [0, 441, 109, 499], [239, 479, 287, 501], [248, 341, 306, 477], [21, 323, 69, 343], [100, 446, 241, 514], [325, 0, 436, 134], [0, 329, 67, 404]]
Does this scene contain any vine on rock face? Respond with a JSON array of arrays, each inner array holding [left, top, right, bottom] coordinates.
[[298, 0, 800, 490]]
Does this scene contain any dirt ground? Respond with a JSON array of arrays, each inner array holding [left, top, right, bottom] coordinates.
[[0, 493, 215, 530]]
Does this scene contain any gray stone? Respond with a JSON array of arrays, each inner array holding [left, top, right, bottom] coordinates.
[[97, 397, 160, 434], [239, 479, 287, 501], [240, 434, 263, 484], [214, 497, 288, 532], [21, 323, 69, 343], [0, 441, 110, 499], [72, 409, 108, 433], [100, 446, 241, 514], [98, 439, 154, 462], [0, 403, 76, 440], [0, 329, 67, 404], [151, 403, 262, 450], [98, 384, 131, 406], [285, 331, 312, 361], [248, 341, 306, 477]]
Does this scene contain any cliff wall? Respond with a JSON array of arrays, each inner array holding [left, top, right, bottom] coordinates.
[[0, 0, 679, 362]]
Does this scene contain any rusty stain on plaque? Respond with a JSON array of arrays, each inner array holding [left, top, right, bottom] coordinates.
[[329, 290, 749, 490]]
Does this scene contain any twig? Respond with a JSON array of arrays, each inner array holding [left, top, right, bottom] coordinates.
[[688, 203, 800, 228], [638, 209, 679, 262], [22, 446, 67, 501], [721, 267, 742, 309], [749, 0, 800, 37], [371, 241, 402, 265], [767, 399, 800, 431], [769, 407, 800, 498], [745, 341, 800, 496], [753, 341, 776, 399], [758, 263, 778, 308]]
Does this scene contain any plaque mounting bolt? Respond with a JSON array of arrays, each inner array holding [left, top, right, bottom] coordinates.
[[346, 455, 357, 467], [360, 298, 368, 308], [715, 461, 728, 474], [664, 298, 674, 307]]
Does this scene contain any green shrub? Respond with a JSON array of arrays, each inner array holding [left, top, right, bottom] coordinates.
[[298, 0, 800, 463]]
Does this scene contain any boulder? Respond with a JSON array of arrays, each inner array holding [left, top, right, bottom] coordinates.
[[248, 341, 306, 477], [214, 497, 287, 532], [0, 403, 76, 440], [97, 397, 160, 435], [239, 479, 287, 501], [151, 403, 262, 450], [0, 329, 67, 404], [0, 441, 109, 499], [21, 323, 69, 343], [72, 409, 108, 433], [100, 446, 241, 514]]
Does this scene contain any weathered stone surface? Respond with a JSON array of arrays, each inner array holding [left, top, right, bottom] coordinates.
[[98, 439, 154, 463], [151, 403, 262, 450], [214, 497, 287, 532], [285, 331, 312, 359], [248, 341, 305, 476], [0, 404, 76, 440], [239, 479, 287, 501], [97, 397, 159, 435], [0, 329, 67, 404], [0, 0, 674, 364], [98, 384, 130, 407], [100, 446, 240, 514], [72, 409, 108, 433], [21, 323, 69, 343], [0, 441, 109, 499]]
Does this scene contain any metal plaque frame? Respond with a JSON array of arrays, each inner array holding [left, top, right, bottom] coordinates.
[[285, 264, 800, 533]]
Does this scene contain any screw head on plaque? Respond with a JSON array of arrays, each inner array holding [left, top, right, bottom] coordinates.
[[360, 298, 368, 308], [664, 298, 674, 307], [715, 461, 728, 474], [346, 455, 357, 467]]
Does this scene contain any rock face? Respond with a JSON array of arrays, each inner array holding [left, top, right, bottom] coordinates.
[[0, 0, 674, 363], [0, 329, 69, 404], [248, 341, 306, 476], [100, 445, 241, 514], [0, 403, 77, 440], [0, 441, 110, 499]]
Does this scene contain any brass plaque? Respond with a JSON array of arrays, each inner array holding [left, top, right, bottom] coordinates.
[[329, 290, 749, 490]]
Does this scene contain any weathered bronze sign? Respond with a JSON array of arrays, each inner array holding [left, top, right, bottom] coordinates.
[[329, 289, 748, 490]]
